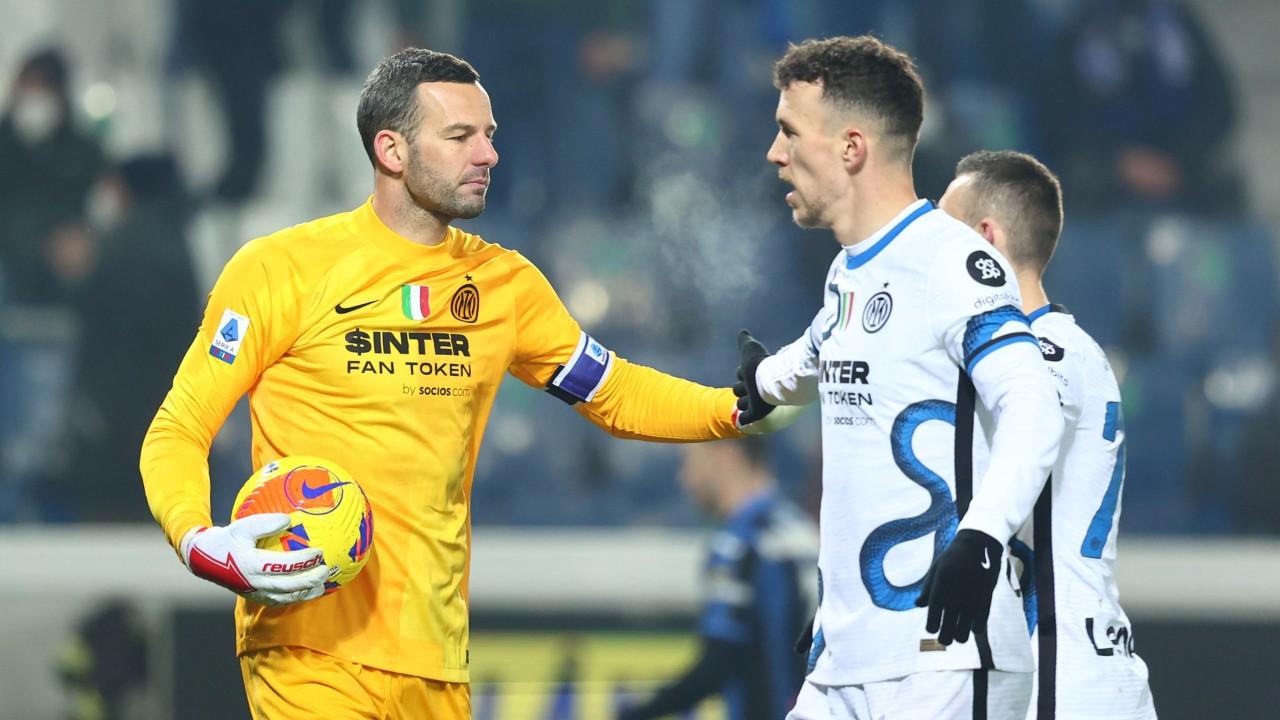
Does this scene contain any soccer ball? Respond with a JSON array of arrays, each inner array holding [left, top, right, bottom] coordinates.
[[231, 456, 374, 592]]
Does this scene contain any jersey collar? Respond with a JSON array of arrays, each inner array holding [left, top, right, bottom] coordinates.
[[355, 197, 461, 267], [844, 199, 935, 270], [1027, 303, 1070, 323]]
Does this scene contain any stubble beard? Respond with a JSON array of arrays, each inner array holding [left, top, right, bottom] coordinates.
[[791, 182, 837, 230], [793, 196, 826, 229], [405, 151, 486, 221]]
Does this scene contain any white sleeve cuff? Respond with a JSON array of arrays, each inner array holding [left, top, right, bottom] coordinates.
[[957, 506, 1013, 546], [755, 334, 820, 406]]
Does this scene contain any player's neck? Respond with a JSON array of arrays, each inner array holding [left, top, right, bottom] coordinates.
[[1018, 271, 1050, 316], [832, 170, 918, 248], [371, 185, 450, 247]]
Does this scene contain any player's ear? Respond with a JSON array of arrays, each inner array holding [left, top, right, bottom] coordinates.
[[373, 129, 407, 174], [841, 127, 868, 173], [977, 218, 999, 246]]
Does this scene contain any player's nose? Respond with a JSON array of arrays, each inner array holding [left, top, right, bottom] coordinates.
[[766, 132, 787, 166], [475, 135, 498, 168]]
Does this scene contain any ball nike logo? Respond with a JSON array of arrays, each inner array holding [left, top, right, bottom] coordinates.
[[301, 481, 350, 499]]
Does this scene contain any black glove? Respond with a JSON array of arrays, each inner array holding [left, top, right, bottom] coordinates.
[[733, 330, 776, 426], [914, 529, 1003, 646]]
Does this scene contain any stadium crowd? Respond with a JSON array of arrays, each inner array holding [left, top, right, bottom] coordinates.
[[0, 0, 1274, 537]]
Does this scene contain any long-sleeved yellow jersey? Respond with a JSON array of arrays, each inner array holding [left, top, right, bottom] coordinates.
[[141, 199, 741, 682]]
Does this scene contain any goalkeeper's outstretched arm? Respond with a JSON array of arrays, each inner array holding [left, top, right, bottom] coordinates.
[[505, 251, 790, 441]]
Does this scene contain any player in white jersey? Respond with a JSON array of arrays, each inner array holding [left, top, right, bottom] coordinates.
[[731, 37, 1064, 719], [938, 151, 1157, 719]]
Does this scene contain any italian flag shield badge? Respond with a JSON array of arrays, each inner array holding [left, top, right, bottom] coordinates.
[[400, 284, 430, 320]]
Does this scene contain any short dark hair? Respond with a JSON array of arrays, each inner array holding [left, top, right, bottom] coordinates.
[[356, 48, 480, 167], [773, 36, 924, 161], [955, 150, 1064, 273]]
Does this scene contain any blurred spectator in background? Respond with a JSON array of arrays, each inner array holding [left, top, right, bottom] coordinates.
[[619, 439, 817, 720], [44, 221, 96, 294], [641, 0, 808, 184], [173, 0, 290, 202], [1231, 320, 1280, 535], [910, 0, 1049, 197], [1041, 0, 1243, 214], [314, 0, 359, 77], [49, 153, 199, 522], [0, 47, 104, 304], [462, 0, 642, 228], [56, 600, 149, 720]]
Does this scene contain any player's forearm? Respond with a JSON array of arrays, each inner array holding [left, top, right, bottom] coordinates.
[[140, 404, 216, 552], [575, 357, 742, 442], [962, 348, 1063, 544], [755, 332, 820, 406]]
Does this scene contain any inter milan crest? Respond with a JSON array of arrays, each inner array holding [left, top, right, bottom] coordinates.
[[450, 283, 480, 323], [861, 291, 893, 333]]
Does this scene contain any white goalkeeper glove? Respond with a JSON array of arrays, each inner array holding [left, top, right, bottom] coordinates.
[[179, 513, 329, 607]]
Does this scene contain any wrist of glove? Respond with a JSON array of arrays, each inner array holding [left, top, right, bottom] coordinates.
[[733, 329, 802, 435], [181, 513, 329, 607], [914, 529, 1003, 646]]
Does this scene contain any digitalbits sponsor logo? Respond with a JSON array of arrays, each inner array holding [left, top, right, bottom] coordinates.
[[1038, 337, 1065, 362], [966, 251, 1006, 287]]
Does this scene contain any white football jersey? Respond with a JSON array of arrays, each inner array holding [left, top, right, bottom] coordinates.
[[1017, 306, 1157, 719], [756, 200, 1063, 686]]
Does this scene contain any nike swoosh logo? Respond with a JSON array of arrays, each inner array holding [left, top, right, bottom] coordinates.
[[980, 548, 991, 570], [335, 300, 377, 314], [301, 481, 350, 499]]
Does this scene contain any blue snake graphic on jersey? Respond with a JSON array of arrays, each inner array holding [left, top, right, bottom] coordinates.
[[858, 400, 960, 610], [807, 568, 825, 673]]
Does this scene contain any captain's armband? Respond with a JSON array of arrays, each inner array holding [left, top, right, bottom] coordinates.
[[544, 332, 613, 405]]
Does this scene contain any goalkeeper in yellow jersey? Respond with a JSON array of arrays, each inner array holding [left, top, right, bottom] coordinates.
[[140, 48, 791, 720]]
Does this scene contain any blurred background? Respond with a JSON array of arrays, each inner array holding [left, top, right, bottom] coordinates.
[[1, 0, 1278, 717]]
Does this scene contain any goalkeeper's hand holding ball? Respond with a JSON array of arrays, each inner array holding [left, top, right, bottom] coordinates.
[[180, 514, 329, 607]]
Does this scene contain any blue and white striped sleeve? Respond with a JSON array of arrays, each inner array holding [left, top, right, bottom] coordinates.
[[928, 244, 1038, 372], [929, 245, 1062, 544]]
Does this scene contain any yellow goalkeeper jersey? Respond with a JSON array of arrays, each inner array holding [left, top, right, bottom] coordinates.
[[141, 199, 740, 682]]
